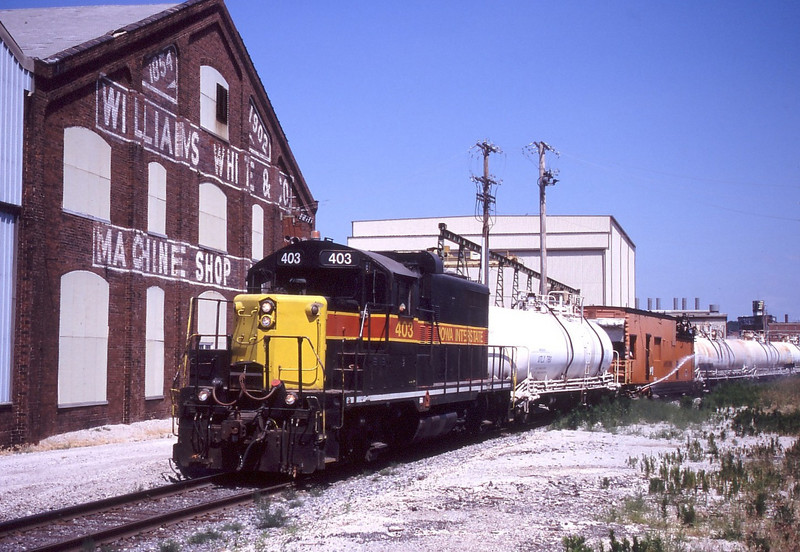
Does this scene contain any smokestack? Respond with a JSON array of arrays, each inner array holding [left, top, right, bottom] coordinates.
[[695, 297, 700, 310], [647, 298, 652, 310], [673, 298, 679, 309], [786, 314, 790, 323], [682, 298, 687, 310], [656, 298, 661, 310]]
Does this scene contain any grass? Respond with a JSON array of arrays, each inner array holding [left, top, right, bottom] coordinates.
[[254, 494, 289, 529], [549, 394, 711, 433], [187, 528, 222, 545], [284, 488, 304, 509], [561, 377, 800, 552], [159, 541, 181, 552], [564, 531, 667, 552]]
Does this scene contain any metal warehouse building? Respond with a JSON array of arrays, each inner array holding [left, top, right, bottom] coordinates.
[[0, 0, 316, 446], [348, 215, 635, 308]]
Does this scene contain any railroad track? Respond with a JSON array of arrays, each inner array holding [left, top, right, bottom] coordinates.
[[0, 474, 290, 551], [0, 417, 555, 551]]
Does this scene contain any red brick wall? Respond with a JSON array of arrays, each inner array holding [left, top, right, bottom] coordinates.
[[8, 3, 315, 446]]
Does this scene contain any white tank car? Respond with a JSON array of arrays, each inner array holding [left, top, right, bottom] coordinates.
[[773, 340, 800, 368], [694, 336, 800, 379], [488, 298, 613, 382]]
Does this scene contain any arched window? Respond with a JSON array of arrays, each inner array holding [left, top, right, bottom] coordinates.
[[200, 65, 229, 140], [58, 271, 109, 406], [145, 286, 165, 398], [63, 127, 111, 220], [197, 290, 227, 349], [148, 162, 167, 235], [198, 182, 227, 252], [252, 203, 264, 260]]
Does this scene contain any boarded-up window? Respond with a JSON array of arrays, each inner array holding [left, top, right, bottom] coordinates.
[[0, 212, 14, 404], [148, 162, 167, 235], [63, 127, 111, 220], [58, 271, 108, 406], [200, 65, 229, 140], [216, 83, 228, 124], [198, 182, 227, 252], [251, 204, 264, 260], [145, 286, 165, 398]]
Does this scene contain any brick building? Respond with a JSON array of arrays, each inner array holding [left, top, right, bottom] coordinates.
[[0, 1, 316, 446]]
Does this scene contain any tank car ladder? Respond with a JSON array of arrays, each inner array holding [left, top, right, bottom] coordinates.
[[580, 339, 591, 406]]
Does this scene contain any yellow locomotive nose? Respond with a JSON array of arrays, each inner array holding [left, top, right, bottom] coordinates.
[[230, 294, 327, 392]]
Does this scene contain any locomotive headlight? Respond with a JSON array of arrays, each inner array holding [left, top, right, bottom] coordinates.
[[197, 388, 211, 402], [284, 392, 298, 406], [259, 314, 274, 329], [305, 301, 322, 319], [260, 299, 276, 314]]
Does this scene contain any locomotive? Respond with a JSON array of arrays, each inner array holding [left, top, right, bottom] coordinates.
[[173, 238, 512, 476], [171, 237, 616, 476]]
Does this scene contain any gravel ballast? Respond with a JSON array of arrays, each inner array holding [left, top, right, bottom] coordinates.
[[0, 419, 752, 551]]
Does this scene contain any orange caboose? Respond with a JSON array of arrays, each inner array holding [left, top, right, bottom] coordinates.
[[584, 307, 698, 396]]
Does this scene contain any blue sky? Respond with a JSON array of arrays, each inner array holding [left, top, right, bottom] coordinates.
[[5, 1, 800, 320]]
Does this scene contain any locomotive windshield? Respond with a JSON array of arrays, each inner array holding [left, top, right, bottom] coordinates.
[[274, 265, 361, 299], [247, 243, 399, 310]]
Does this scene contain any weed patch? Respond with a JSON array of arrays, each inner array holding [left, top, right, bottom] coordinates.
[[187, 528, 222, 544], [254, 495, 288, 529], [565, 377, 800, 551]]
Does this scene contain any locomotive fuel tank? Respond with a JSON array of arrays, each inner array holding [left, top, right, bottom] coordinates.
[[488, 297, 613, 382]]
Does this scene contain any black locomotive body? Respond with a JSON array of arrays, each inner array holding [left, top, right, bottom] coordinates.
[[172, 239, 511, 476]]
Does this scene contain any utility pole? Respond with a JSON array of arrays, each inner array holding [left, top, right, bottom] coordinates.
[[472, 140, 501, 286], [525, 141, 559, 296]]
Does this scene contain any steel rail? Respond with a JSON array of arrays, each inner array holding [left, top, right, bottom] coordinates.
[[24, 482, 291, 552], [0, 474, 225, 537]]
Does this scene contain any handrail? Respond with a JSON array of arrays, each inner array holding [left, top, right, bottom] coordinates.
[[264, 334, 325, 387]]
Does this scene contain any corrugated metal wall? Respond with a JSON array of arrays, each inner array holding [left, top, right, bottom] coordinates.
[[1, 37, 30, 206], [0, 36, 32, 403]]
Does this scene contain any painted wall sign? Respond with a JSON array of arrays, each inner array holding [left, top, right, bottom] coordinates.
[[248, 99, 271, 161], [95, 76, 313, 225], [92, 221, 249, 292], [143, 46, 178, 104]]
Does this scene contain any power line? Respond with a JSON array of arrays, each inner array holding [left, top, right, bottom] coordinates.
[[524, 141, 559, 296], [471, 140, 502, 285]]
